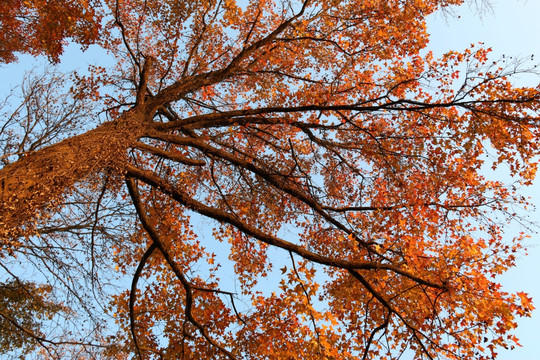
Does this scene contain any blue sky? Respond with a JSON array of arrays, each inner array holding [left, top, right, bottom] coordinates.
[[0, 1, 539, 358]]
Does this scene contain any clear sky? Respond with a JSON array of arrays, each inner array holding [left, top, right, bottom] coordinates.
[[0, 1, 539, 359], [427, 1, 540, 359]]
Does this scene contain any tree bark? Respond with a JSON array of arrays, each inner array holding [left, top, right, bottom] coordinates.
[[0, 109, 148, 244]]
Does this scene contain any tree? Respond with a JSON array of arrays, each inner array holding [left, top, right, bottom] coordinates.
[[0, 280, 67, 357], [1, 0, 539, 359], [0, 0, 101, 63]]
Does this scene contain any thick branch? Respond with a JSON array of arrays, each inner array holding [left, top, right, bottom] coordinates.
[[133, 141, 205, 166], [154, 96, 539, 131], [129, 242, 158, 360], [145, 1, 310, 112], [126, 178, 236, 360], [136, 56, 155, 106], [126, 164, 446, 290]]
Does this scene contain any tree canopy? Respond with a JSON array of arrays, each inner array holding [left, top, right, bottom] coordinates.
[[0, 0, 101, 63], [0, 0, 539, 359]]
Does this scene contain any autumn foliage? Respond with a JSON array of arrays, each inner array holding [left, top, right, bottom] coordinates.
[[0, 0, 539, 359], [0, 0, 101, 63]]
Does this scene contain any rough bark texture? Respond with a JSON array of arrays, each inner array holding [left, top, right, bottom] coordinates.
[[0, 110, 148, 243]]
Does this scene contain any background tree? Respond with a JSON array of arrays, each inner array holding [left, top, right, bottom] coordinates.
[[1, 0, 539, 359], [0, 280, 66, 357]]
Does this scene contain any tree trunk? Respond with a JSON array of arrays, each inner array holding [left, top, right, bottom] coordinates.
[[0, 110, 148, 244]]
